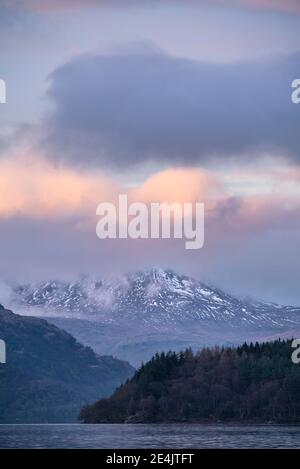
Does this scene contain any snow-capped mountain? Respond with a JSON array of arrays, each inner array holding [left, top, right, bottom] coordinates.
[[8, 269, 300, 366], [11, 268, 300, 328]]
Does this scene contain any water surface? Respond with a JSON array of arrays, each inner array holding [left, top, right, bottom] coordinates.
[[0, 424, 299, 449]]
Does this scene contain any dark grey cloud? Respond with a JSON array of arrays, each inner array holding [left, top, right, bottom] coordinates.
[[44, 49, 300, 169]]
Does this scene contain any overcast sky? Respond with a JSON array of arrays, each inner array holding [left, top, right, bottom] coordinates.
[[0, 0, 300, 304]]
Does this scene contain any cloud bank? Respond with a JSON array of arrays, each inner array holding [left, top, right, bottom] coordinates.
[[0, 144, 300, 302], [43, 50, 300, 169]]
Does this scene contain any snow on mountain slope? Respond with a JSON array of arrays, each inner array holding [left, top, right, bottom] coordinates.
[[11, 268, 300, 329], [7, 269, 300, 366]]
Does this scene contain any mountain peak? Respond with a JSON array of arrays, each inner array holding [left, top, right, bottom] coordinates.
[[5, 268, 300, 366], [8, 268, 300, 327]]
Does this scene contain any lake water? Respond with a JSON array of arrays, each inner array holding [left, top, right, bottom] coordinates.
[[0, 424, 299, 448]]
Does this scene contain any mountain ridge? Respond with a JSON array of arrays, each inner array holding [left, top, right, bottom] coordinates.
[[7, 268, 300, 366]]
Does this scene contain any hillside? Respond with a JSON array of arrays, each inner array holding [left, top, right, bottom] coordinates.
[[0, 304, 134, 423], [79, 340, 300, 424], [9, 269, 300, 366]]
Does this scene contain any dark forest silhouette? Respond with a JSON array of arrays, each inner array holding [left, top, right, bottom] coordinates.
[[80, 340, 300, 424]]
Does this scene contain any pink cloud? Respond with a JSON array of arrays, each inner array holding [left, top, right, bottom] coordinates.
[[130, 168, 224, 206], [0, 155, 119, 219], [1, 151, 299, 243]]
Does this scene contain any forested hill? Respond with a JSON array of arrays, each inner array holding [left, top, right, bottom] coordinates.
[[0, 304, 134, 423], [80, 340, 300, 424]]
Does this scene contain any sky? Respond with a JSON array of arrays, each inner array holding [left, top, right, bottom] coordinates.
[[0, 0, 300, 304]]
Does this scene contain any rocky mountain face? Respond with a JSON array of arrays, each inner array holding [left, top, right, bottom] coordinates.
[[0, 304, 134, 423], [9, 269, 300, 366]]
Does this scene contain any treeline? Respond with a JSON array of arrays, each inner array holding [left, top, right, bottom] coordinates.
[[79, 339, 300, 423]]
